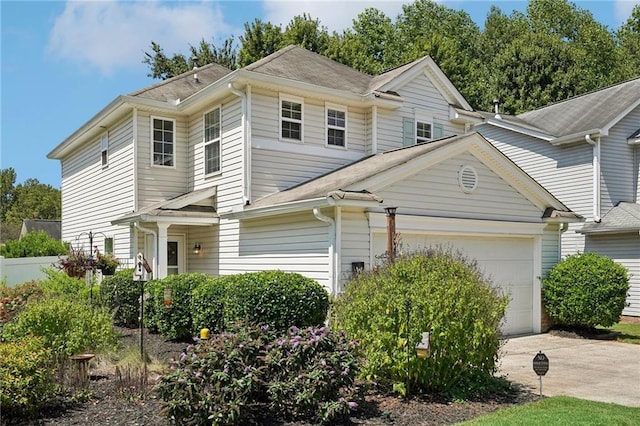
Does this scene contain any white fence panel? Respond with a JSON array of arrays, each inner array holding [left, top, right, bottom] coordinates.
[[0, 256, 60, 286]]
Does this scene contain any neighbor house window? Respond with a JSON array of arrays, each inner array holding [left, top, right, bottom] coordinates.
[[326, 105, 347, 147], [100, 134, 109, 167], [152, 117, 175, 166], [203, 107, 221, 175], [416, 120, 432, 144], [280, 95, 303, 141], [104, 237, 114, 255]]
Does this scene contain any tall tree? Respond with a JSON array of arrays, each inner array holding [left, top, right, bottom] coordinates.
[[0, 167, 17, 222], [282, 13, 330, 54], [617, 4, 640, 80], [5, 178, 61, 224], [238, 18, 284, 67]]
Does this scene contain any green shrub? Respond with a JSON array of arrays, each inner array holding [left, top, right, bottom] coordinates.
[[100, 269, 140, 327], [0, 336, 57, 415], [0, 281, 45, 326], [543, 252, 630, 328], [146, 273, 209, 340], [39, 268, 85, 298], [0, 231, 68, 258], [154, 323, 359, 425], [222, 270, 329, 332], [332, 248, 508, 396], [2, 298, 117, 360], [191, 274, 225, 333]]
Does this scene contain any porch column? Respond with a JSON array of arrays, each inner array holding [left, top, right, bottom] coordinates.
[[157, 223, 169, 279]]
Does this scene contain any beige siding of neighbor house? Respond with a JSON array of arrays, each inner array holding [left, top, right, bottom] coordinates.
[[376, 72, 466, 152], [60, 114, 136, 259], [250, 88, 367, 200], [585, 233, 640, 317], [216, 212, 331, 290], [600, 105, 640, 212], [339, 208, 371, 289], [378, 152, 542, 222], [479, 125, 593, 257], [136, 110, 189, 207]]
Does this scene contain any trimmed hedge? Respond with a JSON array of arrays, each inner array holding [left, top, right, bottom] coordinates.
[[99, 269, 140, 327], [543, 252, 629, 328]]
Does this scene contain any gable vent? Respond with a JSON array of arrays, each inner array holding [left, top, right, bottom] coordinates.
[[458, 165, 478, 193]]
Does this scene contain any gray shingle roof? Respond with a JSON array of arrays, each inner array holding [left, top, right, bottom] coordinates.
[[20, 219, 61, 240], [517, 78, 640, 137], [245, 45, 374, 94], [579, 202, 640, 234], [129, 62, 233, 102]]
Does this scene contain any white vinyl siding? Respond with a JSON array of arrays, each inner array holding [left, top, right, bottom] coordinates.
[[339, 208, 371, 290], [585, 233, 640, 317], [217, 212, 331, 291], [151, 117, 175, 167], [376, 72, 464, 152], [137, 111, 188, 206], [203, 107, 221, 176], [60, 114, 135, 261], [378, 152, 542, 222]]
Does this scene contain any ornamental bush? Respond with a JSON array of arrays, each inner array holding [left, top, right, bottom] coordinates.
[[543, 252, 629, 328], [0, 231, 68, 258], [145, 273, 209, 340], [100, 269, 140, 327], [0, 281, 45, 326], [2, 298, 117, 360], [222, 270, 329, 332], [191, 275, 226, 333], [154, 323, 359, 425], [332, 248, 508, 396], [0, 336, 57, 415]]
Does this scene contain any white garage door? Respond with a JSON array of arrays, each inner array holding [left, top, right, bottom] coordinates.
[[373, 233, 534, 335]]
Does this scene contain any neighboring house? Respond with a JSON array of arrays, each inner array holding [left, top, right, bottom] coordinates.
[[476, 78, 640, 318], [48, 46, 579, 335], [20, 219, 62, 240]]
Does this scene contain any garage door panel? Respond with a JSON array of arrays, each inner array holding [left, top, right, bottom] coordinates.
[[374, 233, 534, 335]]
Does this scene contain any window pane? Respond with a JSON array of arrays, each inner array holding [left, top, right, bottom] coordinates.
[[205, 141, 220, 174], [282, 100, 302, 121], [164, 142, 173, 155], [328, 129, 345, 146], [328, 109, 345, 127], [417, 122, 431, 142], [153, 119, 163, 130], [282, 121, 301, 140], [204, 109, 221, 142], [164, 120, 173, 131]]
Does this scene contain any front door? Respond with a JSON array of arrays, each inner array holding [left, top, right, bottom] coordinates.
[[167, 235, 185, 275]]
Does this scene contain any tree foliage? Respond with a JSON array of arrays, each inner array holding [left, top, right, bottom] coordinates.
[[142, 0, 638, 112]]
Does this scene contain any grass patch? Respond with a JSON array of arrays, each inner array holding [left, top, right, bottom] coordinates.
[[607, 323, 640, 344], [459, 396, 640, 425]]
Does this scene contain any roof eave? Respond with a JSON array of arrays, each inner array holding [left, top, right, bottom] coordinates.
[[449, 106, 483, 124], [577, 226, 640, 235], [550, 129, 606, 146], [480, 118, 554, 141]]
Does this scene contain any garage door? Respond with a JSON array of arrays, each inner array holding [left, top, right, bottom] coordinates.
[[373, 233, 534, 335]]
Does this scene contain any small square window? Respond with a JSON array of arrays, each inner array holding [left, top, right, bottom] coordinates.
[[416, 121, 432, 144]]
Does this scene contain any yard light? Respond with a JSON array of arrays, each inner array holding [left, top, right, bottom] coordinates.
[[163, 288, 172, 307], [415, 332, 431, 359]]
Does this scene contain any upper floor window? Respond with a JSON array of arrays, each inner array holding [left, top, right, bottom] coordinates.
[[152, 117, 174, 167], [204, 107, 221, 175], [326, 105, 347, 148], [100, 134, 109, 168], [416, 121, 432, 144], [280, 95, 303, 141]]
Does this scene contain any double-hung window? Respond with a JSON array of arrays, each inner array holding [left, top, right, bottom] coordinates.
[[152, 117, 175, 167], [100, 134, 109, 168], [203, 107, 221, 175], [326, 105, 347, 148], [416, 120, 432, 144], [280, 95, 303, 141]]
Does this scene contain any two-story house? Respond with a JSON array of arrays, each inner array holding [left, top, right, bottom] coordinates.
[[476, 78, 640, 318], [48, 46, 579, 335]]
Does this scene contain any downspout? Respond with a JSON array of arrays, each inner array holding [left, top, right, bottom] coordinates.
[[229, 83, 250, 205], [133, 107, 138, 211], [371, 106, 378, 154], [313, 208, 336, 296], [585, 135, 601, 222], [134, 221, 157, 278]]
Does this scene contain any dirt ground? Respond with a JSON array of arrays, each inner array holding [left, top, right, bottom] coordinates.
[[1, 328, 537, 426]]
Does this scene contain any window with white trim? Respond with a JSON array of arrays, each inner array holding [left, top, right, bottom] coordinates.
[[152, 117, 175, 167], [416, 120, 432, 144], [203, 107, 221, 175], [100, 134, 109, 168], [326, 105, 347, 147], [280, 95, 303, 141]]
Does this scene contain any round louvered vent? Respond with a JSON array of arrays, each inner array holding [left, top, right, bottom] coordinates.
[[458, 165, 478, 193]]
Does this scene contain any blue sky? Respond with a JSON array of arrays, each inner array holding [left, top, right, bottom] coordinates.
[[1, 1, 637, 189]]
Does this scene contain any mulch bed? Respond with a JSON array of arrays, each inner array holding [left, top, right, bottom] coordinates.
[[1, 328, 538, 426]]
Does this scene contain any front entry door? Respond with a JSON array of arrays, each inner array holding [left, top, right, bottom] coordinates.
[[167, 235, 185, 275]]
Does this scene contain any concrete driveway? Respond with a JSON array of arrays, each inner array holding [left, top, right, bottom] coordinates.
[[498, 334, 640, 407]]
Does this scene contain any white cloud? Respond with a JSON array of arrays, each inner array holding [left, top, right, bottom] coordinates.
[[614, 0, 639, 27], [48, 1, 234, 75], [262, 0, 408, 32]]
